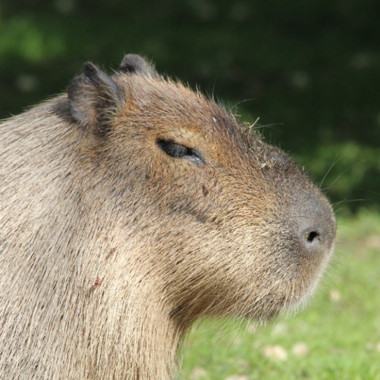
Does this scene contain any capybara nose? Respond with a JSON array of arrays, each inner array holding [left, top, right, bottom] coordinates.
[[296, 197, 336, 256]]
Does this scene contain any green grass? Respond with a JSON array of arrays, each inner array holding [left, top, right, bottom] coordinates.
[[180, 209, 380, 380]]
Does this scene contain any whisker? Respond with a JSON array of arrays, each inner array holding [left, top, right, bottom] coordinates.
[[321, 167, 351, 192], [319, 159, 340, 189], [332, 198, 366, 208]]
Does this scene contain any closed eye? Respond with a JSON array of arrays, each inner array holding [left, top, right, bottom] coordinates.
[[157, 139, 205, 165]]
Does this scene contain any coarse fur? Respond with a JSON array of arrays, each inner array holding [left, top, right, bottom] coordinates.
[[0, 55, 336, 379]]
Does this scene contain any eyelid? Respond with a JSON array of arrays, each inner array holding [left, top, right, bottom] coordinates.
[[157, 139, 205, 165]]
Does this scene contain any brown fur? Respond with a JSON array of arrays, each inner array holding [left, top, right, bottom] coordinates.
[[0, 55, 336, 379]]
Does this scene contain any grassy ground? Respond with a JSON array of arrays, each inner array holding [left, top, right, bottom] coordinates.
[[179, 209, 380, 380]]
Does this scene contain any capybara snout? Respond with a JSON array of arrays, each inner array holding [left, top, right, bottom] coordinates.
[[294, 192, 336, 256], [0, 54, 336, 379]]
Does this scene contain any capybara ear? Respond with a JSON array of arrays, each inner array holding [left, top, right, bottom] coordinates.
[[68, 62, 123, 134], [119, 54, 158, 78]]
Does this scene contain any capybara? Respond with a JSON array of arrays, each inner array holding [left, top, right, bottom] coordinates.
[[0, 54, 336, 379]]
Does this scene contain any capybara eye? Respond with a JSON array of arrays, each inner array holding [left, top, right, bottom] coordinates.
[[157, 139, 205, 165]]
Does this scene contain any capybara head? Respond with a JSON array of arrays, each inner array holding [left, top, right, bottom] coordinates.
[[0, 54, 336, 379], [68, 54, 336, 324]]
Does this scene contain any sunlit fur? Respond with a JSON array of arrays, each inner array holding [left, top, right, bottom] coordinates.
[[0, 57, 335, 379]]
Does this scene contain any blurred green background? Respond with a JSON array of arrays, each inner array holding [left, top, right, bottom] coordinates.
[[0, 0, 379, 213], [1, 2, 379, 379]]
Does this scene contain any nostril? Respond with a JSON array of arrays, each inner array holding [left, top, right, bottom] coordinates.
[[299, 226, 325, 254], [306, 230, 320, 243]]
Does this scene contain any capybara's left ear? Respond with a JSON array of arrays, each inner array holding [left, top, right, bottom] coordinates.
[[68, 62, 123, 135]]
